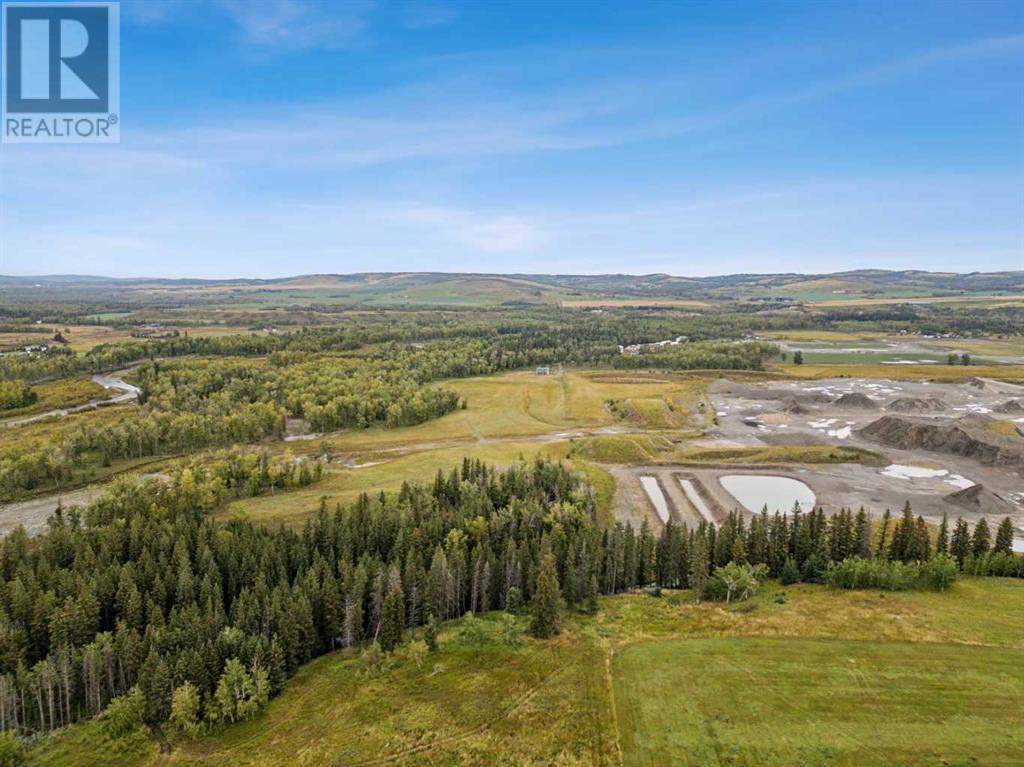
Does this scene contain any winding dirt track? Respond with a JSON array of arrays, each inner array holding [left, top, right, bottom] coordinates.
[[0, 372, 140, 428]]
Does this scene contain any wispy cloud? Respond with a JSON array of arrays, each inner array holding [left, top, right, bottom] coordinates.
[[396, 1, 457, 30], [2, 22, 1020, 278], [391, 203, 545, 252], [217, 0, 376, 50], [110, 32, 1023, 173]]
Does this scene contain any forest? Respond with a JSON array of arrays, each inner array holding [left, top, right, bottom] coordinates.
[[0, 454, 1017, 739]]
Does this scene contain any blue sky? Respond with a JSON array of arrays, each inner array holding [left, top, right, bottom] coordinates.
[[1, 0, 1022, 278]]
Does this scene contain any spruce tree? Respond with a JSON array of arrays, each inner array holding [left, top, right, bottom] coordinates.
[[780, 557, 800, 585], [689, 532, 710, 603], [876, 509, 891, 559], [951, 517, 970, 565], [912, 516, 931, 562], [378, 570, 405, 653], [855, 509, 872, 559], [972, 518, 991, 557], [994, 517, 1014, 555], [585, 574, 599, 615], [936, 513, 949, 554], [423, 614, 439, 652], [529, 551, 561, 639], [138, 648, 171, 724]]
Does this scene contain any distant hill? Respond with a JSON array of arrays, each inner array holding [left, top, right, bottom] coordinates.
[[2, 270, 1021, 306]]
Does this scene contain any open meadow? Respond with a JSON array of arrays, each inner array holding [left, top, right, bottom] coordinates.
[[24, 578, 1024, 767]]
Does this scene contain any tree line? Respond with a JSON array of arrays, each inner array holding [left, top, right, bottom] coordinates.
[[0, 454, 1019, 741]]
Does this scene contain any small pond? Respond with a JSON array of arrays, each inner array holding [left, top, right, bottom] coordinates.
[[679, 479, 714, 523], [639, 476, 671, 524], [719, 474, 815, 513]]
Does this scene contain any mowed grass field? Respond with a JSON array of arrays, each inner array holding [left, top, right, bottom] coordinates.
[[26, 578, 1024, 767], [615, 639, 1020, 767]]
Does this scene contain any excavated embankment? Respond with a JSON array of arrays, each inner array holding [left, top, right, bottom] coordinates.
[[859, 414, 1024, 471]]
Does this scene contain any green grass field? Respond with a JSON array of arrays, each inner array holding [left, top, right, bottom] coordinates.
[[615, 638, 1021, 767], [26, 578, 1024, 767]]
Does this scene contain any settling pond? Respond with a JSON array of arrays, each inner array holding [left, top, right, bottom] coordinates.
[[719, 474, 816, 513], [639, 476, 671, 524]]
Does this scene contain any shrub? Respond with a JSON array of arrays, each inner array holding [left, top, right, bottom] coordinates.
[[461, 612, 490, 648], [919, 554, 958, 591], [406, 640, 429, 670], [103, 687, 145, 738], [423, 615, 440, 652], [0, 731, 22, 767], [823, 557, 933, 591], [780, 557, 800, 585], [706, 562, 768, 602], [169, 682, 202, 739], [500, 614, 522, 647]]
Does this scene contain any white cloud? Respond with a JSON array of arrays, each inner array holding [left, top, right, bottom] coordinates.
[[2, 32, 1021, 277], [392, 204, 545, 252], [218, 0, 375, 50]]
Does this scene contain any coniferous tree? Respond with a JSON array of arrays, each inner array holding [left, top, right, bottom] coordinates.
[[876, 509, 892, 559], [912, 516, 931, 562], [972, 518, 991, 557], [889, 502, 915, 562], [951, 517, 971, 565], [855, 509, 872, 559], [423, 615, 439, 652], [137, 649, 171, 725], [994, 517, 1014, 555], [689, 532, 710, 603], [378, 568, 405, 653], [780, 557, 800, 585], [529, 551, 561, 639], [936, 513, 949, 554]]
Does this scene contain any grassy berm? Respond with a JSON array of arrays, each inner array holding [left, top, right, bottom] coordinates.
[[28, 578, 1024, 767]]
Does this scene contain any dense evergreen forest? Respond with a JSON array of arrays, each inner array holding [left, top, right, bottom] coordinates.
[[0, 455, 1017, 738]]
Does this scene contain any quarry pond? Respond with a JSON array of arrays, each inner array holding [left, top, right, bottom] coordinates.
[[719, 474, 816, 513]]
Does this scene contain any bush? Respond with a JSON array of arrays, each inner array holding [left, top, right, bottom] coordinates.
[[103, 687, 145, 738], [780, 557, 800, 585], [500, 614, 522, 647], [169, 682, 202, 739], [423, 614, 440, 652], [823, 557, 921, 593], [706, 562, 768, 602], [406, 639, 429, 670], [460, 612, 490, 648], [505, 586, 523, 615], [919, 554, 958, 591], [0, 731, 23, 767]]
